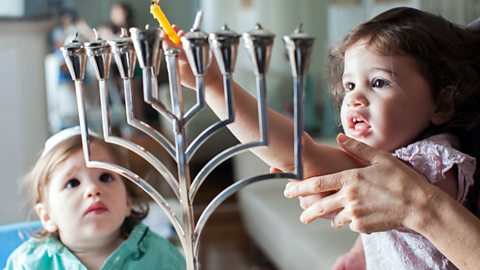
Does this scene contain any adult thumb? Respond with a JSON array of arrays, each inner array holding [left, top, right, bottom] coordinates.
[[336, 133, 382, 165]]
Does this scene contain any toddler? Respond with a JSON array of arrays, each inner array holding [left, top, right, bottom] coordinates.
[[4, 127, 185, 270]]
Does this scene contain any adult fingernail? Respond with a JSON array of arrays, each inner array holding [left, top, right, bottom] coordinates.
[[284, 188, 292, 198], [330, 219, 336, 228], [300, 213, 310, 224], [300, 214, 307, 224], [337, 133, 347, 144], [284, 183, 293, 198]]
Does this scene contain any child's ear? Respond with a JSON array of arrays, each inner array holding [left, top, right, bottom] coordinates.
[[35, 203, 58, 233], [431, 86, 455, 125], [125, 197, 132, 217]]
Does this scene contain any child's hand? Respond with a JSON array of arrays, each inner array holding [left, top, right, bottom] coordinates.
[[331, 251, 366, 270], [161, 25, 194, 88], [161, 25, 223, 93]]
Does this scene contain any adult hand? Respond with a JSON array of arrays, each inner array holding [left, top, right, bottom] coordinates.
[[270, 167, 335, 219], [284, 133, 432, 233]]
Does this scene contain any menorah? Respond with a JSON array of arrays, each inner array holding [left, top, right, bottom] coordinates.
[[60, 11, 314, 270]]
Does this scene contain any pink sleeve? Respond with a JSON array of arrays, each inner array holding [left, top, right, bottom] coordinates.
[[394, 137, 476, 203]]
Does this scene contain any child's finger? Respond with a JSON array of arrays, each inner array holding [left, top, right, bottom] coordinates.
[[269, 167, 282, 173]]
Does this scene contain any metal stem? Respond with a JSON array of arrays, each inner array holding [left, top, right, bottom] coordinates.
[[256, 74, 269, 143], [186, 74, 234, 161], [74, 80, 92, 163], [142, 67, 176, 120], [293, 76, 304, 177], [184, 75, 205, 124], [165, 49, 196, 270]]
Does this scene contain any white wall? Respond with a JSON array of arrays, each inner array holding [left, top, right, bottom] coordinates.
[[0, 19, 52, 224], [0, 0, 23, 17]]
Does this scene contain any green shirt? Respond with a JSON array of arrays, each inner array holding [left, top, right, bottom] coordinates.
[[4, 223, 186, 270]]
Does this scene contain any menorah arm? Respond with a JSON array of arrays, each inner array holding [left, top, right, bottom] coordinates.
[[193, 173, 298, 258], [123, 79, 176, 159], [186, 75, 235, 162], [203, 79, 301, 170], [98, 80, 181, 199], [183, 76, 206, 124], [141, 68, 177, 121], [190, 141, 264, 201], [85, 160, 187, 253]]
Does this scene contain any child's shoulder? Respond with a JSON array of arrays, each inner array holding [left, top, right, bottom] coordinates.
[[394, 133, 476, 196], [4, 236, 69, 269], [394, 133, 475, 171], [8, 237, 49, 259]]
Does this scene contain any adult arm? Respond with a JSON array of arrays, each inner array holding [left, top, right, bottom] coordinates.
[[284, 134, 480, 269]]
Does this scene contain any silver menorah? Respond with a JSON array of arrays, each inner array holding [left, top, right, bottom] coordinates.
[[60, 11, 314, 270]]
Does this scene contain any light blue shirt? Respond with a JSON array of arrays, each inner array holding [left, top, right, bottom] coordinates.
[[4, 223, 185, 270]]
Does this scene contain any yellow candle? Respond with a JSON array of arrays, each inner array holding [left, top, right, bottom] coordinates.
[[150, 2, 182, 46]]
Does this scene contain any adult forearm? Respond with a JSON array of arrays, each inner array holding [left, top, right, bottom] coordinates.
[[411, 185, 480, 269]]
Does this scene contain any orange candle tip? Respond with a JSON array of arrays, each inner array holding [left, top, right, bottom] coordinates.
[[150, 3, 182, 46]]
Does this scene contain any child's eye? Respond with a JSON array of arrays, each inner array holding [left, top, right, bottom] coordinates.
[[65, 178, 80, 189], [99, 172, 114, 183], [371, 78, 390, 88], [343, 82, 355, 92]]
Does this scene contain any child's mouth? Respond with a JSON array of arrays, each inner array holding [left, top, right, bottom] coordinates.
[[85, 201, 108, 216], [348, 114, 371, 137]]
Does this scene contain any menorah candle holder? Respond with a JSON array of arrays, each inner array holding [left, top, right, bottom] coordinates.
[[61, 12, 314, 270]]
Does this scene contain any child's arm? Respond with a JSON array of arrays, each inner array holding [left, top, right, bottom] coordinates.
[[163, 28, 362, 178], [204, 78, 360, 176], [332, 236, 366, 270]]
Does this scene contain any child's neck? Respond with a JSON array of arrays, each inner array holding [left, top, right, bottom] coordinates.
[[65, 232, 125, 270]]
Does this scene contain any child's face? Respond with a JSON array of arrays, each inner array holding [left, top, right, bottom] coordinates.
[[340, 42, 436, 152], [37, 145, 131, 247]]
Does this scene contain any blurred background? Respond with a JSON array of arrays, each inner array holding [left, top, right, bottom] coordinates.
[[0, 0, 479, 269]]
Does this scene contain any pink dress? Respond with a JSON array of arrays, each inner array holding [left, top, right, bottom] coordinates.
[[362, 134, 476, 270]]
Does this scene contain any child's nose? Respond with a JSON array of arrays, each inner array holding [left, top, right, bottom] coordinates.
[[84, 182, 104, 198], [346, 91, 369, 107]]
